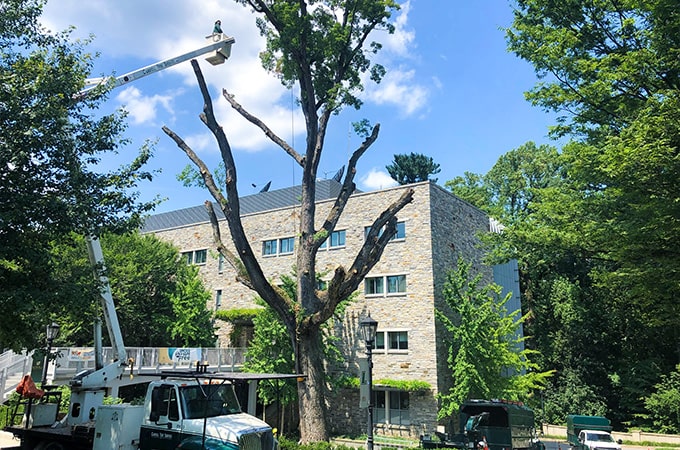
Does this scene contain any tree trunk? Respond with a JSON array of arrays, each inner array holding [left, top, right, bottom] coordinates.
[[296, 325, 329, 442]]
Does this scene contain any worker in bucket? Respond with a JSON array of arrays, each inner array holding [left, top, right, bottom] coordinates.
[[214, 20, 223, 34]]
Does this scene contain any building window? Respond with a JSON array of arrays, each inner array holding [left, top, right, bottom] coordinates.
[[364, 277, 384, 295], [194, 249, 207, 265], [374, 331, 408, 353], [279, 237, 295, 254], [374, 390, 410, 426], [182, 249, 208, 265], [218, 254, 225, 273], [388, 331, 408, 350], [263, 239, 277, 256], [386, 275, 406, 293], [364, 221, 406, 242], [320, 230, 346, 250], [215, 290, 222, 310], [364, 275, 406, 296]]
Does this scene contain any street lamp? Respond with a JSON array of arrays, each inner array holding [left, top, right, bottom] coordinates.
[[360, 315, 378, 450], [41, 322, 60, 388]]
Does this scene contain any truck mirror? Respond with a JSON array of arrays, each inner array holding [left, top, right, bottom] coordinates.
[[617, 440, 622, 445], [150, 411, 159, 422]]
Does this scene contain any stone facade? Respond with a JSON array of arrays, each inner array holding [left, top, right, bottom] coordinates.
[[145, 181, 493, 438]]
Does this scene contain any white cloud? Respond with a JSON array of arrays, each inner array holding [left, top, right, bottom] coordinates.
[[359, 169, 398, 191], [115, 86, 174, 125], [366, 69, 429, 116], [382, 1, 415, 57], [184, 132, 215, 154]]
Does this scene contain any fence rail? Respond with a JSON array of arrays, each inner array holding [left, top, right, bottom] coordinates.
[[48, 347, 247, 383]]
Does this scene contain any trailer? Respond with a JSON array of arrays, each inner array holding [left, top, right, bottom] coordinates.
[[421, 400, 544, 450]]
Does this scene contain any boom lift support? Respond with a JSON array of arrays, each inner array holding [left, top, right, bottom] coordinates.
[[81, 33, 235, 95], [66, 33, 235, 426]]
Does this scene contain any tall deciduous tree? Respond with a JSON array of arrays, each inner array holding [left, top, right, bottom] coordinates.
[[162, 0, 412, 441], [386, 152, 441, 185], [0, 0, 156, 350]]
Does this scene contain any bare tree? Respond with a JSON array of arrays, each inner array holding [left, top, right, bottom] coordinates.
[[162, 0, 413, 441]]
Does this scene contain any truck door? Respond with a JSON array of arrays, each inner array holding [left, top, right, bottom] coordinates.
[[140, 384, 183, 450]]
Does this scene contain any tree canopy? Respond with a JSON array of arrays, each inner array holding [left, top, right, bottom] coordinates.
[[386, 152, 441, 185], [0, 0, 156, 350]]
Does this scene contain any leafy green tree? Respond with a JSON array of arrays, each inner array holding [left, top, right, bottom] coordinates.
[[506, 0, 680, 139], [644, 365, 680, 433], [0, 0, 156, 350], [386, 152, 441, 185], [51, 233, 215, 348], [435, 256, 551, 420], [446, 142, 562, 224], [504, 0, 680, 426], [162, 0, 412, 441]]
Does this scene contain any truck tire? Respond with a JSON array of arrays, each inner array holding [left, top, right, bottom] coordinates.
[[34, 441, 66, 450]]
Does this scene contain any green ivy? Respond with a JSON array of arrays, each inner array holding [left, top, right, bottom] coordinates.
[[215, 308, 261, 323], [374, 379, 431, 392]]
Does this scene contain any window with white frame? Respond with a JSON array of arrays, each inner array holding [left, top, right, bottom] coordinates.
[[364, 221, 406, 242], [218, 254, 225, 273], [262, 237, 296, 256], [182, 249, 208, 265], [215, 290, 222, 310], [374, 330, 408, 352], [262, 239, 277, 256], [319, 230, 346, 250], [279, 237, 295, 254], [374, 390, 410, 426], [364, 274, 406, 296]]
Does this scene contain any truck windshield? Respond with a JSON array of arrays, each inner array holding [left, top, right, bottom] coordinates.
[[586, 433, 615, 443], [180, 384, 242, 419]]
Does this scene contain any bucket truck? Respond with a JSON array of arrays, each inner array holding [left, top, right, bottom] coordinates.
[[4, 32, 290, 450]]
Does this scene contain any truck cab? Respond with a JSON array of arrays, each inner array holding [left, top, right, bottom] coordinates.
[[139, 378, 276, 450], [577, 430, 621, 450]]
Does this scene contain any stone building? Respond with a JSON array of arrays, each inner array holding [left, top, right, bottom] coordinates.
[[141, 179, 522, 438]]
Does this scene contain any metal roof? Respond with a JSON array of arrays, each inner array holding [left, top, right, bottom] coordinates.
[[141, 179, 346, 233]]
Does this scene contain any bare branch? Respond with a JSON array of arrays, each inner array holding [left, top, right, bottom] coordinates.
[[315, 124, 381, 248], [161, 125, 227, 206], [204, 201, 253, 289], [222, 89, 304, 166]]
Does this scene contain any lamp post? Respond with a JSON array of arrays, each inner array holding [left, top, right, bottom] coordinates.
[[41, 322, 60, 388], [360, 315, 378, 450]]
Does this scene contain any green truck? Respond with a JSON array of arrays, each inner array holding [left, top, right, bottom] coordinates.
[[421, 399, 544, 450], [566, 415, 622, 450]]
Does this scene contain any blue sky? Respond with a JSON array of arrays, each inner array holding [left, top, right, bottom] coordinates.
[[42, 1, 557, 214]]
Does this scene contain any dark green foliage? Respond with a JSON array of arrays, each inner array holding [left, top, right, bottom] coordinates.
[[644, 365, 680, 433], [51, 233, 215, 348], [0, 0, 157, 350], [386, 152, 441, 185]]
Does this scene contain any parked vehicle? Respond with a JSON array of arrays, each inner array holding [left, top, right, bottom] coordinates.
[[421, 399, 544, 450], [6, 369, 279, 450], [566, 415, 622, 450]]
